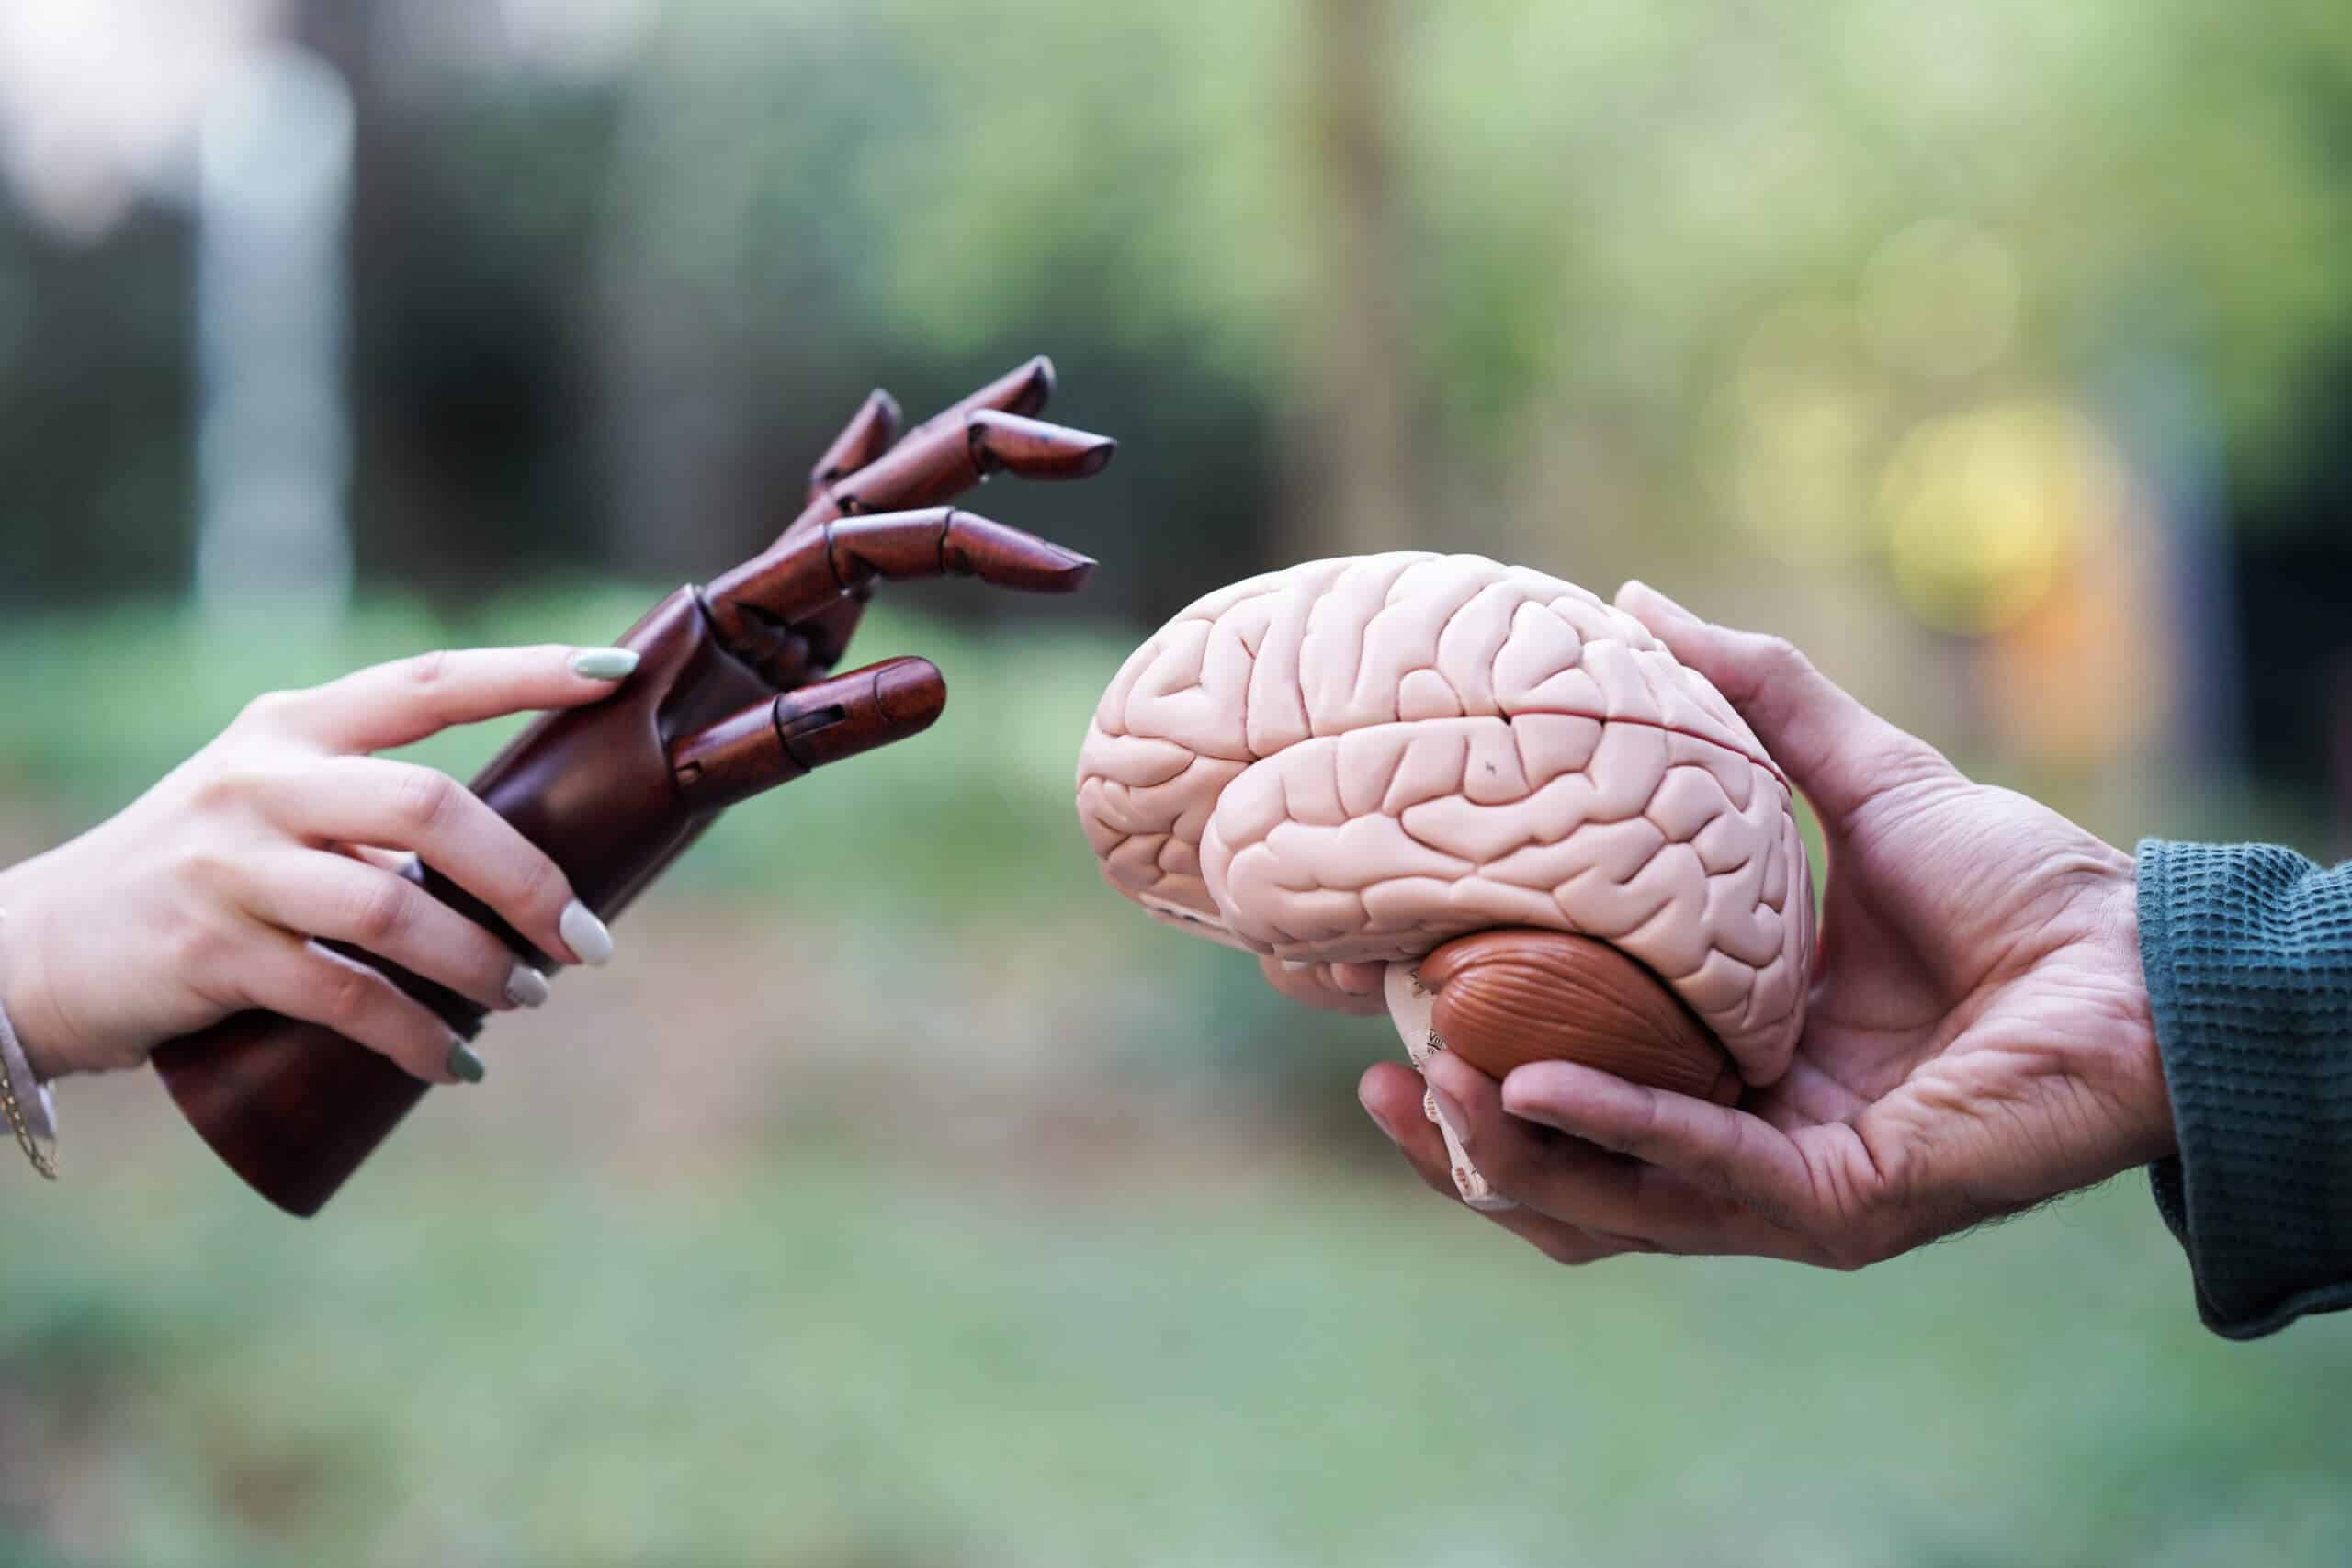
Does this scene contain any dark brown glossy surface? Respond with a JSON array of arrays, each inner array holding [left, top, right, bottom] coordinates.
[[752, 357, 1103, 684], [703, 507, 1095, 662], [1420, 929, 1741, 1105], [806, 389, 903, 501], [151, 358, 1111, 1216], [670, 657, 945, 814]]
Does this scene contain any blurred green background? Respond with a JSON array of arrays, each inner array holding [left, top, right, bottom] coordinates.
[[4, 1, 2351, 1563]]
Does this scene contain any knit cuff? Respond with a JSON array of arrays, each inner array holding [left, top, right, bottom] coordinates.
[[2139, 839, 2352, 1339]]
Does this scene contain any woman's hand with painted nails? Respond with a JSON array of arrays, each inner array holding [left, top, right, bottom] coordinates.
[[0, 647, 632, 1086], [1357, 584, 2174, 1271]]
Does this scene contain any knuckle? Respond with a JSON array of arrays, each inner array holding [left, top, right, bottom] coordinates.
[[1811, 1187, 1901, 1270], [235, 689, 300, 732], [392, 768, 463, 836], [399, 649, 454, 690], [188, 755, 277, 816], [164, 904, 228, 976], [509, 847, 563, 911], [350, 876, 416, 946], [173, 841, 239, 895], [1610, 1088, 1665, 1161], [187, 770, 243, 817], [1756, 634, 1814, 679], [321, 963, 381, 1032]]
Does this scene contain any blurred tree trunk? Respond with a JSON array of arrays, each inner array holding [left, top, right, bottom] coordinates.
[[1286, 0, 1420, 559], [304, 0, 609, 604]]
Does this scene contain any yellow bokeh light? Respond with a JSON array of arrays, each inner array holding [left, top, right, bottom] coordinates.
[[1877, 400, 2124, 636], [1726, 378, 1882, 561], [1715, 299, 1887, 562]]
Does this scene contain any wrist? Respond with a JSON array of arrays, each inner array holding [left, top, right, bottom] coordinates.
[[0, 858, 74, 1081], [2088, 854, 2174, 1166], [0, 898, 62, 1177]]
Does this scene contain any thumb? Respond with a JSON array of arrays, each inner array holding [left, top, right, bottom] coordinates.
[[1614, 581, 1953, 827]]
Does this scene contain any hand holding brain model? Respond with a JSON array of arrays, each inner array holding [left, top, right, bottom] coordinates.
[[1074, 553, 1814, 1208], [1079, 558, 2173, 1271]]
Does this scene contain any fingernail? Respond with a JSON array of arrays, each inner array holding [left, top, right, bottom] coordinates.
[[504, 964, 550, 1009], [1279, 958, 1312, 973], [560, 901, 615, 966], [1429, 1087, 1470, 1147], [447, 1042, 487, 1084], [571, 648, 640, 681]]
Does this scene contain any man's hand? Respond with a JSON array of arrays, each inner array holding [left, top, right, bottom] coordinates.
[[1359, 581, 2173, 1269]]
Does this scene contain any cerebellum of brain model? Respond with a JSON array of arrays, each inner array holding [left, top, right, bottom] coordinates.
[[1074, 552, 1815, 1208]]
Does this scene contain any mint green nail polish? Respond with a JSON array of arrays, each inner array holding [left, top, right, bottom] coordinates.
[[447, 1042, 487, 1083], [571, 648, 639, 681]]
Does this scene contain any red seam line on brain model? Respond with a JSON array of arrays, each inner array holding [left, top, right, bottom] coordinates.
[[1496, 708, 1793, 800]]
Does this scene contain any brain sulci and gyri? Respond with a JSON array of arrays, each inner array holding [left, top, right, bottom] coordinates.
[[1075, 552, 1815, 1208]]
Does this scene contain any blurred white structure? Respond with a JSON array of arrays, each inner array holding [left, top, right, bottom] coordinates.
[[193, 43, 354, 620], [0, 0, 277, 241]]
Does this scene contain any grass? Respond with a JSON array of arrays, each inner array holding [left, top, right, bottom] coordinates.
[[1, 590, 2347, 1564], [5, 1088, 2351, 1567]]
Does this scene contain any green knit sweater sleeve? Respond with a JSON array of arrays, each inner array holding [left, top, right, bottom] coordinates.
[[2138, 839, 2352, 1339]]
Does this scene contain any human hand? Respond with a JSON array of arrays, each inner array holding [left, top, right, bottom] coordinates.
[[1356, 582, 2173, 1269], [0, 646, 639, 1085]]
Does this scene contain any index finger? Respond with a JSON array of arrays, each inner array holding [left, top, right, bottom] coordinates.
[[248, 645, 639, 754]]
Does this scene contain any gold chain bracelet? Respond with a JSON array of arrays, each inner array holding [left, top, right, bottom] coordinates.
[[0, 910, 57, 1179], [0, 1055, 55, 1180]]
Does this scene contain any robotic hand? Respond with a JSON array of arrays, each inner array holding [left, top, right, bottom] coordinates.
[[153, 358, 1114, 1216]]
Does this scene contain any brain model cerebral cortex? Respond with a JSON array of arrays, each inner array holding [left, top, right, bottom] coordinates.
[[1075, 552, 1815, 1209]]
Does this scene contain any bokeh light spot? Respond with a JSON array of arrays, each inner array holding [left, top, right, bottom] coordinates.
[[1714, 299, 1886, 561], [1878, 400, 2123, 635], [1859, 218, 2022, 379]]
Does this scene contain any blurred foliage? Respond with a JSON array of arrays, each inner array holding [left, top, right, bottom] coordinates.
[[4, 1, 2352, 1560], [0, 587, 2342, 1562], [6, 1110, 2352, 1565], [625, 0, 2352, 491], [0, 206, 191, 601], [8, 0, 2352, 610]]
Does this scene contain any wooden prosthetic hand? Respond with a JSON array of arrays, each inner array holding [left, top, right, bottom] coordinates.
[[153, 357, 1113, 1216]]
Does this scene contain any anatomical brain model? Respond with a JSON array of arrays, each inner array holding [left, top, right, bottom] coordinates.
[[1076, 553, 1815, 1208]]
